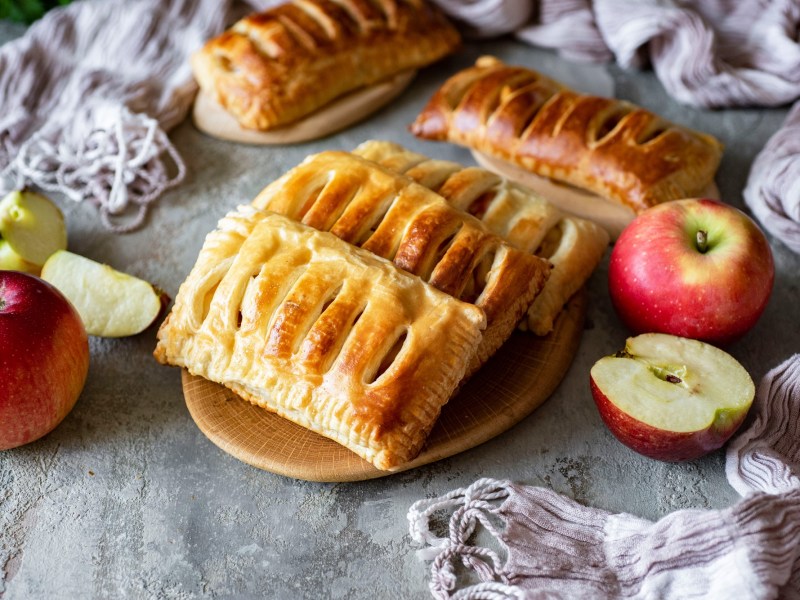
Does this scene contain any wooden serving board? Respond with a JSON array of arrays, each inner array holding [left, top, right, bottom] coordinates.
[[182, 289, 588, 482], [192, 70, 416, 145], [472, 151, 720, 240]]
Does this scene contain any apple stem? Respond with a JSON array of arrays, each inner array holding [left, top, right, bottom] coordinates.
[[696, 230, 709, 254]]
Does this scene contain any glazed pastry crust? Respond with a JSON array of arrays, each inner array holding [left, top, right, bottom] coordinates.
[[192, 0, 460, 131], [523, 217, 608, 335], [410, 57, 723, 213], [353, 140, 609, 335], [251, 151, 551, 372], [154, 208, 486, 471]]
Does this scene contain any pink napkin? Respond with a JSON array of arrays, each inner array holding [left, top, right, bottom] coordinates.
[[408, 355, 800, 599]]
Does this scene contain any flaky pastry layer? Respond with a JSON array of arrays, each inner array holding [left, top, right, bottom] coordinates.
[[410, 56, 723, 213], [353, 140, 609, 335], [251, 151, 551, 371], [192, 0, 460, 130], [154, 208, 486, 470]]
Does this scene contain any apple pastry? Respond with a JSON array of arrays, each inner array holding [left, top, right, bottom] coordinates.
[[410, 56, 723, 215], [251, 151, 552, 373], [154, 208, 486, 470], [352, 140, 609, 335], [191, 0, 460, 131]]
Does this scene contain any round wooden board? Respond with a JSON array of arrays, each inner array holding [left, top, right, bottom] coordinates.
[[192, 70, 417, 145], [182, 289, 587, 482], [471, 151, 720, 241]]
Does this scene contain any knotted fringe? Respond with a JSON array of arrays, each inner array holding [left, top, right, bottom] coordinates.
[[409, 357, 800, 599], [1, 104, 185, 233], [0, 0, 234, 233], [408, 478, 523, 600]]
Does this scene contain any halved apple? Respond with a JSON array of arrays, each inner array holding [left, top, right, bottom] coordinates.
[[41, 250, 168, 337], [0, 190, 67, 266], [589, 333, 755, 461]]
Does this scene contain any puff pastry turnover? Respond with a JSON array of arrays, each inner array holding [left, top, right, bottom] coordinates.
[[192, 0, 460, 131], [154, 208, 486, 471], [353, 140, 609, 335], [251, 151, 551, 373], [410, 56, 723, 214]]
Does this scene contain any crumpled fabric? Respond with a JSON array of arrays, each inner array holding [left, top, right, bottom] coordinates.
[[743, 101, 800, 255], [516, 0, 613, 63], [434, 0, 800, 109], [409, 355, 800, 599], [0, 0, 276, 232]]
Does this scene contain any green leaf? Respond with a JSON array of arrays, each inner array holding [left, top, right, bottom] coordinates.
[[1, 0, 75, 23]]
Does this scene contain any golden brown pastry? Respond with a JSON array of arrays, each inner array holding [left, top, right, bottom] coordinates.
[[192, 0, 460, 131], [251, 151, 551, 371], [523, 217, 609, 335], [154, 208, 486, 471], [353, 140, 609, 335], [410, 56, 723, 214]]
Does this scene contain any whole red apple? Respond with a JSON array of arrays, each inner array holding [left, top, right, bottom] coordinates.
[[590, 333, 755, 462], [0, 271, 89, 450], [608, 198, 774, 345]]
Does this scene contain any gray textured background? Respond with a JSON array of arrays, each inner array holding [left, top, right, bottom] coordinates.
[[1, 22, 798, 599]]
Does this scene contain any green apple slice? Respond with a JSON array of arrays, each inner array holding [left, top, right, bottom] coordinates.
[[0, 190, 67, 266], [41, 250, 164, 337], [0, 239, 40, 274]]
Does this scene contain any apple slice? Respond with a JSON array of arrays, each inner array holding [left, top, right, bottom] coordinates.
[[0, 190, 67, 266], [41, 250, 167, 337], [590, 333, 755, 461], [0, 239, 40, 274]]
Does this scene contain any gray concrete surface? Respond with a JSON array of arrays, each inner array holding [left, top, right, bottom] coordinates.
[[2, 22, 799, 599]]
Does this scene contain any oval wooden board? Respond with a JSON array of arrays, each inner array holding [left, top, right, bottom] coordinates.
[[472, 150, 720, 241], [182, 289, 587, 482], [192, 70, 417, 145]]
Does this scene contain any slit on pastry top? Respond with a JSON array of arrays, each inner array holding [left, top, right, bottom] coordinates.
[[251, 151, 552, 373], [154, 208, 486, 470], [191, 0, 460, 131], [352, 140, 610, 336], [410, 56, 724, 214]]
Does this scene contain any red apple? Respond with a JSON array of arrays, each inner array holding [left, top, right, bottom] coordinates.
[[0, 271, 89, 450], [590, 333, 755, 461], [608, 198, 774, 345]]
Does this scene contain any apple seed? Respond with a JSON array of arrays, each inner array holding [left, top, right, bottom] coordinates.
[[615, 347, 689, 389]]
